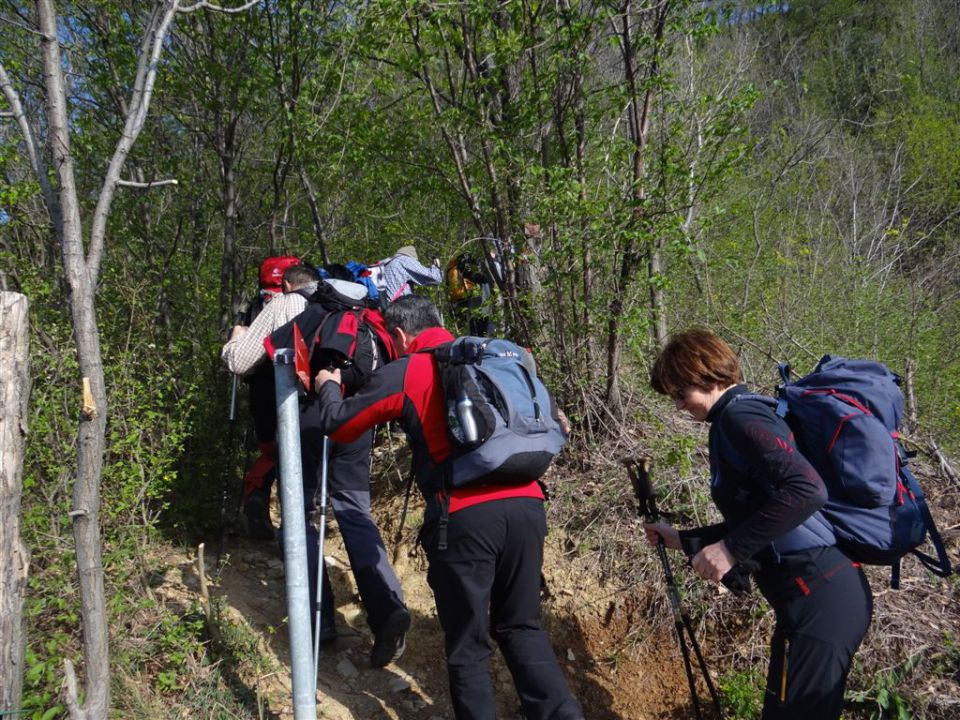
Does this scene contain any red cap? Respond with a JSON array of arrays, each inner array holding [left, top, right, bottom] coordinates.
[[259, 256, 301, 290]]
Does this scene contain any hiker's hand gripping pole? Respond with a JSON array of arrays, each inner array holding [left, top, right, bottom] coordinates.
[[625, 458, 724, 720]]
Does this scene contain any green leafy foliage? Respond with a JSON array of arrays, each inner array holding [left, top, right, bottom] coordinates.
[[2, 0, 958, 715], [848, 654, 924, 720], [719, 667, 764, 719]]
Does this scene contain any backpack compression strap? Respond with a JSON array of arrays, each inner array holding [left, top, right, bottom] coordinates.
[[900, 462, 953, 579]]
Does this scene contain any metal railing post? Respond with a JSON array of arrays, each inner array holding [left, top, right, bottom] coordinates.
[[273, 349, 317, 719]]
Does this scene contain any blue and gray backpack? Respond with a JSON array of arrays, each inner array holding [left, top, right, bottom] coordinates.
[[431, 336, 567, 488], [771, 355, 952, 587]]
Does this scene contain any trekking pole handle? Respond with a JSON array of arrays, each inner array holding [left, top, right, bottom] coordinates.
[[625, 458, 686, 615], [624, 457, 660, 523]]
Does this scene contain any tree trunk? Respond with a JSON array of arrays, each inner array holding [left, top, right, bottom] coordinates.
[[904, 357, 918, 433], [299, 165, 331, 266], [217, 133, 241, 333], [63, 269, 111, 719], [38, 3, 111, 715], [0, 292, 30, 716], [648, 233, 667, 348], [605, 0, 669, 413]]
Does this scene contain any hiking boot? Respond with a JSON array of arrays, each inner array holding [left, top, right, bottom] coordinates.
[[244, 495, 275, 541], [369, 608, 410, 668]]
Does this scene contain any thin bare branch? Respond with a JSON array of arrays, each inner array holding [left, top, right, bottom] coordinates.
[[930, 440, 959, 484], [116, 178, 179, 188], [87, 2, 179, 283], [0, 62, 61, 233], [0, 11, 45, 37], [178, 0, 261, 13], [62, 660, 86, 720], [405, 12, 483, 231]]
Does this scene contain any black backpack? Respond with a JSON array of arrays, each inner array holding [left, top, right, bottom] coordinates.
[[267, 279, 397, 396]]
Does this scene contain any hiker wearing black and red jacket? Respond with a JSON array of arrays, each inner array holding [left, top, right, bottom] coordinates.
[[314, 295, 583, 720], [644, 329, 873, 720], [266, 265, 409, 668]]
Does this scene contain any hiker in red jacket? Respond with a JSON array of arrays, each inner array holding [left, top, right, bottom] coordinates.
[[266, 264, 410, 667], [313, 295, 583, 720]]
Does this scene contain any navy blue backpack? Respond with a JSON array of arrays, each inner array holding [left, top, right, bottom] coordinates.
[[774, 355, 952, 587]]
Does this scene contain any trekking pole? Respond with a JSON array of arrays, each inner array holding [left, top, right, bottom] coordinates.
[[625, 458, 724, 720], [392, 468, 415, 565], [229, 373, 239, 421], [216, 307, 246, 568], [313, 434, 330, 687], [227, 299, 249, 421]]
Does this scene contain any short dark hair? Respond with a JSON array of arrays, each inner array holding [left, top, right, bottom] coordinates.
[[650, 329, 743, 397], [384, 295, 442, 336], [283, 264, 319, 288]]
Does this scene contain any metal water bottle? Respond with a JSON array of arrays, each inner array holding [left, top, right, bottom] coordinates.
[[456, 390, 479, 444]]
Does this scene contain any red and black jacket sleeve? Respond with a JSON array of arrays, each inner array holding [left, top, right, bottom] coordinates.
[[316, 358, 410, 442]]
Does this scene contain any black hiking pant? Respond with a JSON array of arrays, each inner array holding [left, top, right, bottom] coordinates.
[[422, 498, 582, 720], [299, 400, 406, 635], [756, 546, 873, 720]]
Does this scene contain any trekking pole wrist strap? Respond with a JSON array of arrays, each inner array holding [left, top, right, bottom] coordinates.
[[437, 495, 450, 551]]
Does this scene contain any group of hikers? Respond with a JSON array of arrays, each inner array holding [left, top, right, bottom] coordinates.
[[220, 245, 949, 720]]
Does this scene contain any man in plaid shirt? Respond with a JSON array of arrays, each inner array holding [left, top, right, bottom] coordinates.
[[223, 262, 410, 661], [223, 262, 317, 539], [377, 245, 443, 303]]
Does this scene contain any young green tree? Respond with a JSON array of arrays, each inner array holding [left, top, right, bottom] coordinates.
[[0, 2, 257, 716]]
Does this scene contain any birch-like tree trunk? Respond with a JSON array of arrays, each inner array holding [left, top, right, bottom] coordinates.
[[0, 292, 30, 716], [36, 4, 111, 715], [4, 2, 259, 716]]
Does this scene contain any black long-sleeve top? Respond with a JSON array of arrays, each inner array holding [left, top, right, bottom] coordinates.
[[679, 385, 834, 564]]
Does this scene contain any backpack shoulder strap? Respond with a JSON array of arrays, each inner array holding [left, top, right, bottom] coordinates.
[[710, 395, 768, 475], [730, 392, 778, 409], [360, 309, 398, 363], [715, 391, 835, 555]]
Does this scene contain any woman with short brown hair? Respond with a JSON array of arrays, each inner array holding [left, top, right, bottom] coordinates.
[[646, 329, 872, 719]]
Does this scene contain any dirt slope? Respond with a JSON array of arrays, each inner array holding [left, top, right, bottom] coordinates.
[[196, 474, 700, 719]]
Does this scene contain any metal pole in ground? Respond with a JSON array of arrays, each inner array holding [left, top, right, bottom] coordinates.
[[273, 349, 317, 719]]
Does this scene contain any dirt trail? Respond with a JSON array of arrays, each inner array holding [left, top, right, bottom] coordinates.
[[165, 465, 700, 719]]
